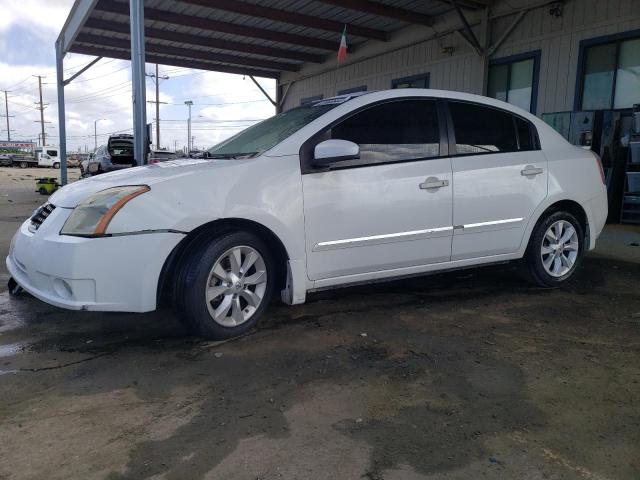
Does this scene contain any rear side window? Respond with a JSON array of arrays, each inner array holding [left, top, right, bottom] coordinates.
[[449, 102, 519, 154], [515, 117, 534, 151], [330, 99, 440, 165]]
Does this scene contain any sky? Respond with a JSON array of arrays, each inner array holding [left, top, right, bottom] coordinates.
[[0, 0, 277, 153]]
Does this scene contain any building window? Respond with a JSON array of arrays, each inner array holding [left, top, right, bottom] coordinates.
[[392, 73, 430, 89], [577, 31, 640, 110], [487, 51, 540, 113], [300, 95, 323, 106], [338, 85, 367, 95]]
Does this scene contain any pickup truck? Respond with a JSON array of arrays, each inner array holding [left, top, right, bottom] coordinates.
[[6, 146, 61, 169]]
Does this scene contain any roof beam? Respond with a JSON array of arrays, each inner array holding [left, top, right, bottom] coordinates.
[[95, 0, 339, 51], [178, 0, 389, 41], [450, 0, 483, 55], [69, 44, 279, 79], [63, 56, 102, 85], [84, 18, 324, 64], [76, 33, 299, 71], [57, 0, 99, 53], [316, 0, 433, 27], [249, 76, 277, 107]]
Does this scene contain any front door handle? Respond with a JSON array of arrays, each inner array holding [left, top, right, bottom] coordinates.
[[420, 177, 449, 190], [521, 165, 544, 176]]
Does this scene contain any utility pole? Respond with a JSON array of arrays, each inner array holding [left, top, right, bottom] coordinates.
[[146, 64, 169, 149], [34, 75, 47, 146], [1, 90, 13, 141], [94, 118, 105, 150], [185, 100, 193, 153]]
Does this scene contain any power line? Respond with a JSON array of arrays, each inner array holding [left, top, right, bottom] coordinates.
[[65, 80, 132, 102], [2, 76, 31, 91], [167, 99, 269, 106], [70, 64, 130, 83], [160, 118, 265, 122]]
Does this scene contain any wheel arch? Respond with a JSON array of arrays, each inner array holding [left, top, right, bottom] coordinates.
[[157, 217, 290, 308], [524, 199, 589, 254]]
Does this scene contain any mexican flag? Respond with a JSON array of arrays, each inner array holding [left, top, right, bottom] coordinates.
[[337, 26, 347, 64]]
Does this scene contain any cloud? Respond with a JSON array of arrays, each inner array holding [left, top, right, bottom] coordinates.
[[0, 0, 277, 152]]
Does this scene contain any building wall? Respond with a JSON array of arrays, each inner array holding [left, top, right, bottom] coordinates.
[[279, 0, 640, 115]]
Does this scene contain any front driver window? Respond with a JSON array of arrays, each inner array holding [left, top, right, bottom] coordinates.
[[329, 99, 440, 166]]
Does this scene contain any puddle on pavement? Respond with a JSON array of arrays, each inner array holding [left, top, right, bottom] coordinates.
[[0, 369, 19, 376]]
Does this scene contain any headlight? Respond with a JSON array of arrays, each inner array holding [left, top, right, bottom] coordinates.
[[61, 185, 150, 237]]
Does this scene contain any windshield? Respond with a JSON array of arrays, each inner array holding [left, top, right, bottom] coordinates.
[[207, 102, 339, 157]]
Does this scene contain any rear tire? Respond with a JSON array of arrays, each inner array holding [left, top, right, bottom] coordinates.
[[524, 211, 584, 287], [39, 187, 47, 195], [174, 231, 275, 339], [19, 161, 27, 169]]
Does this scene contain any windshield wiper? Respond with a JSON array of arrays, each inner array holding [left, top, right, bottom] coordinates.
[[208, 152, 259, 159]]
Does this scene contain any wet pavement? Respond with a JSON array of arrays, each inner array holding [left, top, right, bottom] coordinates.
[[1, 257, 639, 480], [1, 170, 639, 479]]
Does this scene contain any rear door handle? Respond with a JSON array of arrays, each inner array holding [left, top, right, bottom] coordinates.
[[521, 165, 544, 176], [420, 177, 449, 190]]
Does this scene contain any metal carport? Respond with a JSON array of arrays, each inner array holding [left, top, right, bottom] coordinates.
[[56, 0, 491, 184]]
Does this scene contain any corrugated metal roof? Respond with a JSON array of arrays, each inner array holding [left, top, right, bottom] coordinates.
[[64, 0, 474, 78]]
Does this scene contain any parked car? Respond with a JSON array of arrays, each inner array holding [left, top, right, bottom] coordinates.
[[66, 155, 81, 168], [7, 89, 608, 340], [148, 150, 178, 164], [187, 150, 207, 158], [81, 134, 135, 177]]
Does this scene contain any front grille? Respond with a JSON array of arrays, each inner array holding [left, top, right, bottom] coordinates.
[[30, 203, 56, 231]]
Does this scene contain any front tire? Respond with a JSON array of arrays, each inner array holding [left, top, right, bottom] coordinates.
[[174, 231, 274, 339], [524, 211, 584, 287], [53, 162, 60, 169]]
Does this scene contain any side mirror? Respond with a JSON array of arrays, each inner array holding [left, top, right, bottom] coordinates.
[[312, 139, 359, 168]]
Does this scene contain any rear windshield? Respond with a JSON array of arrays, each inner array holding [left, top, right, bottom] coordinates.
[[207, 102, 339, 157], [108, 139, 134, 157]]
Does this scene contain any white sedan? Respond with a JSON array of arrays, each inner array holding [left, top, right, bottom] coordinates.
[[7, 89, 608, 339]]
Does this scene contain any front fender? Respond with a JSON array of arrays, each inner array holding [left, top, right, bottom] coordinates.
[[106, 155, 307, 262]]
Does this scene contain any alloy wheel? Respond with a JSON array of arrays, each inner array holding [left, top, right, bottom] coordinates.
[[540, 220, 579, 278], [205, 246, 268, 327]]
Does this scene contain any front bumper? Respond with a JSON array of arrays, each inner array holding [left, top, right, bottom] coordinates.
[[6, 205, 184, 312]]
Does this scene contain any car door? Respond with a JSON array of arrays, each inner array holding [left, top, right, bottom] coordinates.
[[447, 101, 548, 260], [301, 98, 453, 281]]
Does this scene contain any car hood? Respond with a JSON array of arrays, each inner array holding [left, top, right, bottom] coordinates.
[[50, 158, 238, 208]]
